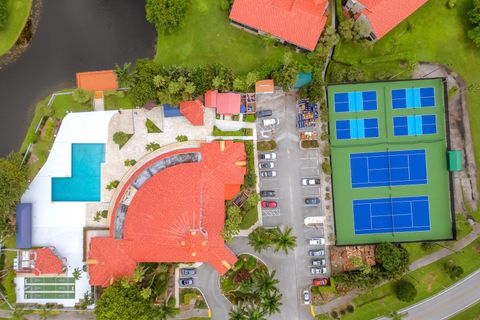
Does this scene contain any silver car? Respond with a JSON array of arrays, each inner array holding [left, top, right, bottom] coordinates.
[[311, 267, 327, 275]]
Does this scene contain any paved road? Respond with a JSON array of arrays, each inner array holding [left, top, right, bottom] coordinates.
[[377, 268, 480, 320], [195, 263, 231, 320]]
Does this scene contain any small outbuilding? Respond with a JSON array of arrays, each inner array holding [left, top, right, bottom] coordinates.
[[255, 80, 274, 94]]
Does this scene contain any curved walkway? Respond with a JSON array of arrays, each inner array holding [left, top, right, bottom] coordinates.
[[315, 224, 480, 315], [195, 263, 231, 320]]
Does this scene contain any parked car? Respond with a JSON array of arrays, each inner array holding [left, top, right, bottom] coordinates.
[[261, 201, 277, 208], [260, 190, 276, 197], [262, 118, 279, 126], [256, 109, 273, 118], [312, 259, 326, 266], [259, 162, 275, 169], [259, 152, 277, 160], [179, 278, 194, 286], [311, 267, 327, 275], [302, 178, 321, 186], [261, 171, 277, 177], [308, 238, 326, 246], [305, 197, 321, 205], [312, 278, 329, 286], [308, 249, 325, 257], [180, 268, 197, 276], [303, 290, 310, 305]]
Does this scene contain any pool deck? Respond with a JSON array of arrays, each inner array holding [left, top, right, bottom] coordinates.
[[19, 111, 116, 306]]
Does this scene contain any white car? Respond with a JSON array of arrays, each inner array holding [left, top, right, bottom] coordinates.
[[259, 152, 277, 160], [302, 178, 321, 186], [303, 290, 310, 305], [262, 118, 279, 126], [309, 238, 326, 246], [259, 162, 275, 169], [311, 267, 327, 275]]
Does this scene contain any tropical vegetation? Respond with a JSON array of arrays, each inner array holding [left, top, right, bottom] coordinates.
[[0, 0, 31, 56], [248, 226, 297, 255]]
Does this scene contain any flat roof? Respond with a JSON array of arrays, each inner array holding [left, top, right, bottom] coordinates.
[[76, 70, 118, 91], [327, 79, 454, 245]]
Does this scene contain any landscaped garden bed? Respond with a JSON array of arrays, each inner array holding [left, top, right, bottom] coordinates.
[[213, 126, 253, 136], [257, 140, 277, 151]]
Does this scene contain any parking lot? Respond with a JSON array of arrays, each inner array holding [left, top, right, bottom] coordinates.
[[255, 92, 330, 319]]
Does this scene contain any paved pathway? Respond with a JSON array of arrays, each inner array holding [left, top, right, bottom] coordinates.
[[195, 263, 231, 320], [377, 268, 480, 320], [315, 224, 480, 315]]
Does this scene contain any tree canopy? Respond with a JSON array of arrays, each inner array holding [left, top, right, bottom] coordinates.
[[468, 0, 480, 47], [0, 0, 8, 30], [394, 279, 417, 302], [145, 0, 189, 35], [375, 243, 409, 276]]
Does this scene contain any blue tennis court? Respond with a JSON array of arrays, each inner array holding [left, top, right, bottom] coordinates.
[[334, 91, 377, 112], [393, 115, 437, 136], [392, 87, 435, 109], [336, 118, 379, 140], [353, 196, 431, 234], [350, 150, 427, 188]]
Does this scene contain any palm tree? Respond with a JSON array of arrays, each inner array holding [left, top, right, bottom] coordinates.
[[261, 290, 282, 315], [39, 307, 53, 320], [244, 304, 267, 320], [248, 227, 272, 253], [11, 307, 29, 320], [155, 302, 179, 320], [254, 270, 279, 297], [114, 62, 132, 88], [271, 226, 297, 254], [229, 306, 246, 320]]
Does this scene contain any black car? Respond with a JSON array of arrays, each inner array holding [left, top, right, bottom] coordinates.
[[305, 197, 321, 205], [256, 110, 273, 118], [260, 190, 276, 197], [179, 278, 194, 286], [180, 268, 197, 276]]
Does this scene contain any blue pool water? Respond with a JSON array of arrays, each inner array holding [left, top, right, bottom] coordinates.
[[294, 72, 312, 89], [51, 143, 105, 202]]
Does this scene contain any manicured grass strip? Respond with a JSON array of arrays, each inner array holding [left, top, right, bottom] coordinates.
[[154, 0, 307, 74], [239, 207, 258, 230], [145, 118, 162, 133], [104, 93, 135, 110], [449, 301, 480, 320], [0, 0, 32, 56], [341, 236, 480, 319], [213, 126, 251, 136]]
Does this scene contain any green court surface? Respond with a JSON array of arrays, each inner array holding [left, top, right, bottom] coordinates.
[[24, 277, 75, 300], [327, 79, 454, 245]]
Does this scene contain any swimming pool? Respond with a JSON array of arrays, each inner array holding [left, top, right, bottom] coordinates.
[[51, 143, 105, 202]]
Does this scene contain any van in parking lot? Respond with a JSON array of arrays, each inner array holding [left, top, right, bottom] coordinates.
[[262, 118, 279, 126], [256, 110, 273, 118]]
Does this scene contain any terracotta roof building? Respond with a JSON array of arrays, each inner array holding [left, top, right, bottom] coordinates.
[[344, 0, 428, 40], [216, 93, 241, 115], [76, 70, 118, 91], [205, 90, 218, 108], [180, 100, 205, 126], [88, 142, 246, 287], [229, 0, 329, 51], [255, 80, 275, 94], [33, 248, 64, 276]]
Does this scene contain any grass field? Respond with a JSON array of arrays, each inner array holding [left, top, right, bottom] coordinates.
[[341, 236, 480, 319], [328, 79, 453, 245], [154, 0, 307, 75], [0, 0, 31, 56], [450, 301, 480, 320]]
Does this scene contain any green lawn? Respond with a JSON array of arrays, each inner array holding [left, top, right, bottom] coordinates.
[[154, 0, 307, 75], [0, 0, 32, 56], [104, 93, 136, 110], [239, 207, 258, 230], [340, 236, 480, 319], [450, 301, 480, 320]]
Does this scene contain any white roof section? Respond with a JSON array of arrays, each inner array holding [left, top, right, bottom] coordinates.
[[18, 111, 116, 306]]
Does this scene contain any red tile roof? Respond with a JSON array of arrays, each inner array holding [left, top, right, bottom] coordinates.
[[216, 93, 241, 115], [230, 0, 329, 51], [205, 90, 218, 108], [88, 142, 246, 287], [180, 100, 205, 126], [33, 248, 63, 276], [358, 0, 428, 39], [76, 70, 118, 91]]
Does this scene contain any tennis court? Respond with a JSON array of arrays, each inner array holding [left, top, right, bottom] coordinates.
[[25, 277, 75, 284], [336, 118, 379, 140], [350, 150, 428, 188], [334, 91, 377, 112], [392, 87, 435, 109], [327, 79, 454, 245], [353, 196, 431, 234]]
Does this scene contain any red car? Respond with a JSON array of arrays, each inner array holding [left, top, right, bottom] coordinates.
[[312, 278, 329, 286], [261, 201, 277, 208]]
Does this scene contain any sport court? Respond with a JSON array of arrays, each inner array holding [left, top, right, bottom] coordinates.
[[24, 277, 75, 299], [328, 79, 454, 245]]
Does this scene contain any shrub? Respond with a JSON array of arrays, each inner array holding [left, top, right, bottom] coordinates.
[[322, 161, 331, 174], [176, 135, 188, 142], [447, 0, 456, 9], [331, 311, 339, 319], [72, 88, 92, 104], [94, 210, 109, 222], [444, 261, 464, 280], [146, 142, 160, 152], [124, 159, 137, 167], [257, 140, 277, 151], [113, 131, 132, 149], [301, 140, 319, 149], [0, 0, 8, 30], [44, 120, 56, 141], [220, 0, 231, 11], [106, 180, 119, 191], [145, 119, 161, 133], [421, 242, 434, 251], [145, 0, 188, 35], [194, 299, 207, 309], [346, 304, 355, 313], [394, 280, 417, 302]]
